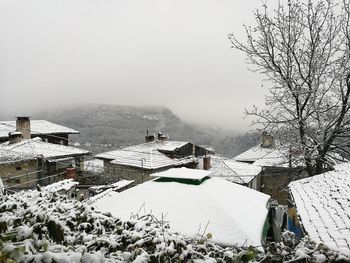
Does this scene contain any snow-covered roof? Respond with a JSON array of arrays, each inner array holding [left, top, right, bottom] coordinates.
[[234, 144, 276, 163], [252, 149, 288, 167], [0, 138, 89, 160], [0, 120, 79, 139], [207, 156, 262, 184], [289, 163, 350, 255], [96, 141, 191, 161], [0, 148, 37, 165], [151, 167, 212, 181], [234, 144, 305, 168], [42, 179, 78, 193], [93, 174, 270, 247], [97, 149, 197, 170], [252, 147, 307, 168], [89, 180, 134, 194], [198, 145, 216, 153], [124, 140, 190, 153]]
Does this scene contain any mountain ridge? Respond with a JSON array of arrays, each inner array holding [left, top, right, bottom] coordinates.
[[7, 104, 259, 158]]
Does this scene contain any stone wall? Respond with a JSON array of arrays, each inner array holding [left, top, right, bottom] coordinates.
[[0, 160, 38, 189]]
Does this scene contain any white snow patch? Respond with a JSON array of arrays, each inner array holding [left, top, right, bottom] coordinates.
[[93, 176, 270, 247]]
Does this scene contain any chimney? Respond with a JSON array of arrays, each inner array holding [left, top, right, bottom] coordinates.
[[145, 130, 155, 142], [203, 156, 211, 170], [8, 132, 23, 144], [261, 131, 274, 148], [157, 132, 167, 141], [16, 117, 31, 139]]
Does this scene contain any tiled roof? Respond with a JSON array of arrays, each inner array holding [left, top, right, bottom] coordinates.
[[104, 149, 197, 170], [289, 163, 350, 255], [253, 148, 306, 168], [0, 148, 37, 165], [0, 120, 79, 139], [234, 145, 276, 163], [123, 141, 190, 153], [0, 138, 89, 160], [95, 140, 197, 169], [235, 144, 304, 168], [207, 156, 262, 184], [95, 141, 190, 161]]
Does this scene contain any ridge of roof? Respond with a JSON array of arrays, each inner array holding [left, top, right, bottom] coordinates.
[[0, 120, 79, 139]]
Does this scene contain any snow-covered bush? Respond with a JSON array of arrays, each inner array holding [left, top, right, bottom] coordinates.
[[0, 188, 248, 262], [264, 231, 350, 262]]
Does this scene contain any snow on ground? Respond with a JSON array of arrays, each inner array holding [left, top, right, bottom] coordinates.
[[93, 175, 270, 248]]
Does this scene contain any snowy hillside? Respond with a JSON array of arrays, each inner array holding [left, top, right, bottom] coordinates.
[[27, 104, 259, 157]]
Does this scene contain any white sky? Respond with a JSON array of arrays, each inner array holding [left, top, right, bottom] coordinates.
[[0, 0, 268, 131]]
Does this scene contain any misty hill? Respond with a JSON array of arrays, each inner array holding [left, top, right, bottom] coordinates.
[[31, 104, 258, 158]]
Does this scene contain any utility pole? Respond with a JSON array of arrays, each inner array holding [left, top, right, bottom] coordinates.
[[141, 157, 146, 183]]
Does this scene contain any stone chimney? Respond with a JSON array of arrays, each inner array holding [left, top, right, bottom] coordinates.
[[145, 130, 155, 142], [203, 156, 211, 170], [8, 131, 23, 144], [16, 117, 31, 139], [261, 131, 274, 148], [157, 132, 167, 141]]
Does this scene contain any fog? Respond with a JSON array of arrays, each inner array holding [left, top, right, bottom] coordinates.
[[0, 0, 268, 131]]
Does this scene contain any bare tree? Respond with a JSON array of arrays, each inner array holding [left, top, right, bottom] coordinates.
[[229, 0, 350, 176]]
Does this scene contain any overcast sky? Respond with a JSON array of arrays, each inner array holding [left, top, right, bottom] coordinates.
[[0, 0, 268, 131]]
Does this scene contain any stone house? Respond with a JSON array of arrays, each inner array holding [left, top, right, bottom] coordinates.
[[0, 132, 90, 189], [95, 134, 212, 184], [234, 132, 307, 205], [0, 117, 79, 145], [201, 155, 262, 190], [0, 149, 38, 189]]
